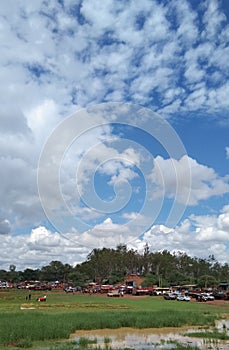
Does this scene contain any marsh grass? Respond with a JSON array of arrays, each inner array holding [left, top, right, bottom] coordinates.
[[49, 342, 79, 350], [104, 337, 111, 344], [78, 337, 97, 346], [169, 344, 201, 350], [186, 329, 229, 340], [0, 309, 217, 347]]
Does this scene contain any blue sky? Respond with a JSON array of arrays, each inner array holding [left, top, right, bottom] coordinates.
[[0, 0, 229, 270]]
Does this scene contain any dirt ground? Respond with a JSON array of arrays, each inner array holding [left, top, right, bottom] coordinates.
[[201, 298, 229, 307]]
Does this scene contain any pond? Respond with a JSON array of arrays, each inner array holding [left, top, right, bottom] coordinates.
[[71, 320, 229, 350]]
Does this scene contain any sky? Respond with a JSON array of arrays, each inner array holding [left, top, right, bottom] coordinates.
[[0, 0, 229, 271]]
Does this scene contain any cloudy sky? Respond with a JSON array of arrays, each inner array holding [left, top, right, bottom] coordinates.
[[0, 0, 229, 271]]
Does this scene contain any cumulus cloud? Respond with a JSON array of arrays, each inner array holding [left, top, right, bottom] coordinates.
[[0, 226, 90, 270], [0, 0, 228, 269], [76, 217, 132, 249], [1, 206, 229, 270], [136, 206, 229, 264], [152, 155, 229, 205]]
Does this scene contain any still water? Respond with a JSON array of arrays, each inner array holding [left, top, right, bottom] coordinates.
[[71, 320, 229, 350]]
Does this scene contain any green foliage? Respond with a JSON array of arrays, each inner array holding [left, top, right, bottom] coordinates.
[[197, 275, 219, 288], [2, 247, 229, 288], [186, 329, 229, 340], [141, 274, 157, 287]]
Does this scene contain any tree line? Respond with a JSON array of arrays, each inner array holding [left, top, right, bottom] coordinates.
[[1, 245, 228, 288]]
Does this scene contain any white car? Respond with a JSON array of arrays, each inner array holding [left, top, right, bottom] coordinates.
[[201, 293, 215, 301], [177, 295, 191, 301], [107, 290, 120, 297]]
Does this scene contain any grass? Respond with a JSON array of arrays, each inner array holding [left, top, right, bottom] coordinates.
[[185, 329, 229, 340], [0, 289, 228, 349]]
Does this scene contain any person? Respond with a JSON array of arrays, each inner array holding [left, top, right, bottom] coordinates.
[[26, 293, 31, 301]]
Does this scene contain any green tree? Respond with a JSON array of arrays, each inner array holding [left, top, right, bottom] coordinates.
[[40, 261, 72, 281], [8, 264, 18, 282], [86, 248, 116, 283], [0, 269, 8, 281], [198, 275, 219, 289], [22, 268, 40, 281], [68, 269, 90, 287]]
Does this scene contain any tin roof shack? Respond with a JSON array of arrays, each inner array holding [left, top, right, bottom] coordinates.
[[219, 282, 229, 291], [213, 282, 229, 300], [125, 275, 144, 287], [125, 275, 144, 294]]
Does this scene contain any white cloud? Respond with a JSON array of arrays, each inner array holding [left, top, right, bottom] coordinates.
[[226, 147, 229, 159], [171, 0, 198, 43], [0, 205, 229, 270], [25, 99, 61, 142], [0, 226, 90, 270], [152, 155, 229, 205], [0, 0, 228, 120], [28, 226, 62, 248], [202, 0, 227, 40], [137, 207, 229, 264], [0, 0, 228, 269], [184, 64, 205, 85], [122, 212, 145, 220]]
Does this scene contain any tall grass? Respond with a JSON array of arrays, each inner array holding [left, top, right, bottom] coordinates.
[[0, 308, 217, 347], [0, 291, 227, 348], [185, 329, 229, 340]]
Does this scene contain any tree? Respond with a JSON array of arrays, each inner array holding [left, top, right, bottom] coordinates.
[[40, 261, 72, 281], [4, 246, 227, 289], [8, 264, 18, 282], [141, 273, 157, 287], [68, 269, 90, 287], [0, 269, 8, 281], [142, 243, 151, 274], [218, 263, 229, 282], [9, 264, 16, 272], [86, 248, 116, 283], [198, 275, 219, 289], [22, 268, 40, 281]]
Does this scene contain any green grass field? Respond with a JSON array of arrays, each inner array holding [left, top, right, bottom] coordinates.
[[0, 289, 228, 349]]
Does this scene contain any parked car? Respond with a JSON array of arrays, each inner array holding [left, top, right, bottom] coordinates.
[[212, 291, 225, 300], [196, 293, 214, 302], [197, 294, 208, 302], [64, 286, 76, 293], [177, 295, 191, 301], [107, 290, 120, 297], [163, 292, 177, 300], [201, 293, 214, 301], [0, 281, 9, 289]]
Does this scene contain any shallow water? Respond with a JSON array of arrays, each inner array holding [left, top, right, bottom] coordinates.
[[71, 322, 229, 350]]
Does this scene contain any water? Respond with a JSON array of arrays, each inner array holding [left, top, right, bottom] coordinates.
[[71, 323, 229, 350]]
